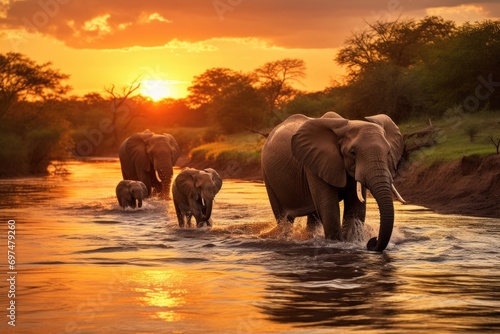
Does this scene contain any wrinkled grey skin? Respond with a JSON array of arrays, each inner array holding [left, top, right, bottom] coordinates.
[[261, 112, 404, 252], [119, 129, 180, 199], [172, 168, 223, 228], [116, 180, 148, 209]]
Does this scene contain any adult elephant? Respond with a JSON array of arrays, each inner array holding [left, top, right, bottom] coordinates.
[[261, 112, 405, 252], [172, 168, 223, 227], [119, 130, 180, 198]]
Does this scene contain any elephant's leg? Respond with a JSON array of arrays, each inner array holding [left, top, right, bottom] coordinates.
[[305, 170, 341, 240], [306, 213, 321, 233], [118, 196, 125, 208], [140, 170, 153, 196], [188, 197, 204, 226], [264, 177, 286, 223], [342, 179, 367, 242], [174, 201, 185, 227]]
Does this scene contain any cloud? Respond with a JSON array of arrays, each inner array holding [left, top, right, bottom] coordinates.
[[145, 13, 172, 24], [427, 4, 498, 23], [0, 0, 497, 49]]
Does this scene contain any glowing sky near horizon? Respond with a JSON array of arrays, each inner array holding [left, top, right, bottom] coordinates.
[[0, 0, 498, 99]]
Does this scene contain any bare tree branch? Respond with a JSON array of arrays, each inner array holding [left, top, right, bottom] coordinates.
[[104, 78, 141, 147], [488, 135, 500, 154]]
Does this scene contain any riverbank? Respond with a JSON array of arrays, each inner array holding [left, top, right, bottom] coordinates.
[[395, 154, 500, 218]]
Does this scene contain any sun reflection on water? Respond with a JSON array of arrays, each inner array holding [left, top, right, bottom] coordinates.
[[132, 270, 188, 322]]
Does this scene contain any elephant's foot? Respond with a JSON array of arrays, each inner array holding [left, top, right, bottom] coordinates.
[[306, 214, 322, 237], [196, 220, 212, 228]]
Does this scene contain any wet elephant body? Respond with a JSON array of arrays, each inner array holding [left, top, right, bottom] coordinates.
[[119, 130, 180, 199], [172, 168, 223, 228], [262, 112, 405, 251]]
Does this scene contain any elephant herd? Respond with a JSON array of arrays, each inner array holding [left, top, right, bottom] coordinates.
[[116, 129, 223, 227], [116, 112, 406, 252]]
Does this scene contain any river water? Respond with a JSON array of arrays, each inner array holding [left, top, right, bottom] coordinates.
[[0, 160, 498, 333]]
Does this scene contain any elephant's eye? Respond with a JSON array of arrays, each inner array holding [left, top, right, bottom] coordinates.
[[349, 148, 357, 158]]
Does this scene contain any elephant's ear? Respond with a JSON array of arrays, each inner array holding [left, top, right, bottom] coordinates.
[[176, 168, 198, 197], [116, 181, 129, 206], [365, 114, 404, 173], [126, 131, 154, 172], [138, 181, 148, 197], [204, 168, 223, 192], [291, 118, 349, 188], [164, 134, 180, 165]]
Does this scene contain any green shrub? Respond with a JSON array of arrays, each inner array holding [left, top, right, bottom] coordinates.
[[27, 127, 64, 174]]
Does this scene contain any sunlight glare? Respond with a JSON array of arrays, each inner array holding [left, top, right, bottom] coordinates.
[[140, 79, 173, 101]]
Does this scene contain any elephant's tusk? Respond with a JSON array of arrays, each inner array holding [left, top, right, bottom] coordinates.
[[155, 170, 162, 183], [391, 183, 406, 204], [356, 181, 365, 203]]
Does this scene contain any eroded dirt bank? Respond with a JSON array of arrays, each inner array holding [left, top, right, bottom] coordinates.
[[395, 154, 500, 218]]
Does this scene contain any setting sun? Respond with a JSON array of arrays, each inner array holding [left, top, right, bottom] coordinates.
[[140, 80, 173, 101]]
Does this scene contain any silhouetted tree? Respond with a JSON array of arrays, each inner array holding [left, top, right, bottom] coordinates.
[[208, 81, 266, 133], [336, 16, 455, 77], [104, 79, 141, 146], [0, 52, 71, 119], [254, 58, 306, 115], [187, 68, 255, 109]]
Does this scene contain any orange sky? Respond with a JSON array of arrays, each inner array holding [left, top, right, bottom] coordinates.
[[1, 0, 498, 99]]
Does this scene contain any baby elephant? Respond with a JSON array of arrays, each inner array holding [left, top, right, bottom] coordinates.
[[172, 168, 223, 227], [116, 180, 148, 209]]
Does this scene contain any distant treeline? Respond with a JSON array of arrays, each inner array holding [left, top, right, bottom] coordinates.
[[0, 16, 499, 176]]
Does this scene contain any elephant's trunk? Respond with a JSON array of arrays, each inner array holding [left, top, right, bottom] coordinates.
[[159, 171, 172, 196], [154, 156, 173, 198], [366, 180, 394, 252], [203, 198, 213, 221], [195, 196, 213, 227], [137, 198, 143, 208]]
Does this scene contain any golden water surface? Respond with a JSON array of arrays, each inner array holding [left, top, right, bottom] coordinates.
[[0, 160, 499, 333]]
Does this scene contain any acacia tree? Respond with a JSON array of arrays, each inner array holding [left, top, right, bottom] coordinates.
[[187, 68, 255, 109], [187, 68, 260, 130], [208, 80, 267, 133], [336, 16, 455, 78], [0, 52, 71, 119], [254, 58, 306, 115], [334, 16, 456, 120]]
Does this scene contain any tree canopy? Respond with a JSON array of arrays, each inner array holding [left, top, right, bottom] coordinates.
[[186, 58, 306, 132], [254, 58, 306, 115], [0, 52, 71, 119], [333, 17, 500, 121], [336, 16, 456, 77]]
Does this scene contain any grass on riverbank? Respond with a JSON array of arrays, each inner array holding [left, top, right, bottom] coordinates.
[[187, 133, 264, 177], [399, 110, 500, 165]]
